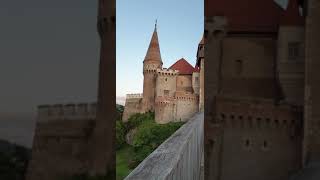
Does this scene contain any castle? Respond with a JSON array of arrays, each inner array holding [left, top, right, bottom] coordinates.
[[204, 0, 320, 179], [122, 24, 204, 124]]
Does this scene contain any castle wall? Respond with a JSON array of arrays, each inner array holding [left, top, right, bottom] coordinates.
[[199, 58, 204, 112], [122, 94, 143, 122], [304, 0, 320, 164], [155, 69, 178, 97], [220, 36, 278, 99], [176, 75, 193, 93], [175, 92, 199, 122], [277, 26, 305, 106], [155, 97, 175, 124], [192, 72, 200, 95], [26, 104, 96, 180], [211, 96, 302, 180]]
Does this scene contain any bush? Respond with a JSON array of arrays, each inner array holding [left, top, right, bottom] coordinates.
[[125, 112, 154, 132], [131, 121, 184, 164], [116, 121, 126, 149]]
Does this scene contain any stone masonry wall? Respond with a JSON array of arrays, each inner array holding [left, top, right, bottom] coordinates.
[[122, 94, 143, 122], [155, 69, 178, 97], [304, 0, 320, 165], [26, 104, 96, 180], [176, 75, 193, 93], [208, 96, 302, 180], [175, 92, 199, 122], [220, 36, 278, 99], [277, 26, 305, 106]]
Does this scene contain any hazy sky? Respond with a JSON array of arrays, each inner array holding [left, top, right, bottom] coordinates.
[[116, 0, 204, 97], [0, 0, 99, 113]]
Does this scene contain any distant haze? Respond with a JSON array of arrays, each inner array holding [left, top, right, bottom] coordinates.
[[0, 0, 99, 147], [0, 0, 99, 114]]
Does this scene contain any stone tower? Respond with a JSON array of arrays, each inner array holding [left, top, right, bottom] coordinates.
[[89, 0, 115, 176], [142, 23, 163, 112], [303, 0, 320, 165]]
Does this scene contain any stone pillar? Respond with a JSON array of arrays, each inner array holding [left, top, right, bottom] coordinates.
[[204, 16, 227, 180], [89, 0, 116, 177], [303, 0, 320, 166]]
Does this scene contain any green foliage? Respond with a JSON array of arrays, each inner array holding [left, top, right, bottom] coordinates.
[[0, 140, 31, 180], [125, 111, 154, 131], [116, 120, 126, 149], [115, 112, 184, 178], [131, 121, 184, 165], [116, 104, 124, 121], [116, 104, 124, 114]]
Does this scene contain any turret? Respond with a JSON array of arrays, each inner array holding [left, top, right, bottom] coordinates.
[[142, 22, 163, 111]]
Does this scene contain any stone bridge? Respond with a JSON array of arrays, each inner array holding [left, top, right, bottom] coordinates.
[[125, 113, 204, 180]]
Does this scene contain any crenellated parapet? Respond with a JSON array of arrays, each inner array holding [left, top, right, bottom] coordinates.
[[155, 96, 175, 106], [174, 92, 198, 102], [126, 93, 143, 99], [156, 68, 179, 76], [37, 103, 97, 122], [213, 96, 302, 130], [143, 64, 160, 73]]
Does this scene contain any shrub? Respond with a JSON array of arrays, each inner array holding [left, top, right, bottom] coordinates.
[[116, 121, 126, 149], [125, 112, 154, 132], [131, 121, 184, 165]]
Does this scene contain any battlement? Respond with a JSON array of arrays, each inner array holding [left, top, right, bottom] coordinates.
[[37, 103, 97, 122], [156, 68, 179, 76], [143, 64, 160, 73], [174, 92, 198, 101], [155, 96, 175, 106], [213, 96, 303, 130], [126, 93, 143, 99]]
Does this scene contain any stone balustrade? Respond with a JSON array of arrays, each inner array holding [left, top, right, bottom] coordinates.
[[37, 103, 97, 122], [125, 113, 204, 180]]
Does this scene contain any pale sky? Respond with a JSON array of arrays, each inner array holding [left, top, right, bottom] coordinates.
[[116, 0, 204, 97]]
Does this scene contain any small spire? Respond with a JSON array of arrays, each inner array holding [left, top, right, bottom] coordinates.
[[155, 19, 157, 30]]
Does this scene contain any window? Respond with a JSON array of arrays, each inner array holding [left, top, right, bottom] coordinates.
[[195, 77, 199, 82], [245, 139, 250, 147], [165, 78, 167, 82], [288, 42, 302, 60], [262, 140, 269, 151], [181, 81, 183, 85], [235, 59, 243, 75], [164, 90, 169, 96]]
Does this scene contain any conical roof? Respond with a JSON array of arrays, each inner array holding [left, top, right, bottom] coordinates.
[[144, 26, 162, 64]]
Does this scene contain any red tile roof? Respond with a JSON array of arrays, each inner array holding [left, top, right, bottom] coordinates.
[[205, 0, 304, 32], [169, 58, 197, 75], [280, 0, 304, 26]]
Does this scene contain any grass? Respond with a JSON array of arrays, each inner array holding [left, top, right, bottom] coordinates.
[[116, 144, 134, 180]]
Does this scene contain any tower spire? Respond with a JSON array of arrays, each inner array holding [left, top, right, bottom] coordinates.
[[143, 22, 162, 64], [155, 19, 157, 30]]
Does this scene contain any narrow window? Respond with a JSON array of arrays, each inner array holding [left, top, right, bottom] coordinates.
[[288, 42, 302, 60], [235, 59, 243, 75], [164, 90, 169, 96], [195, 77, 199, 82], [245, 139, 250, 147], [263, 141, 268, 148], [165, 78, 167, 82]]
